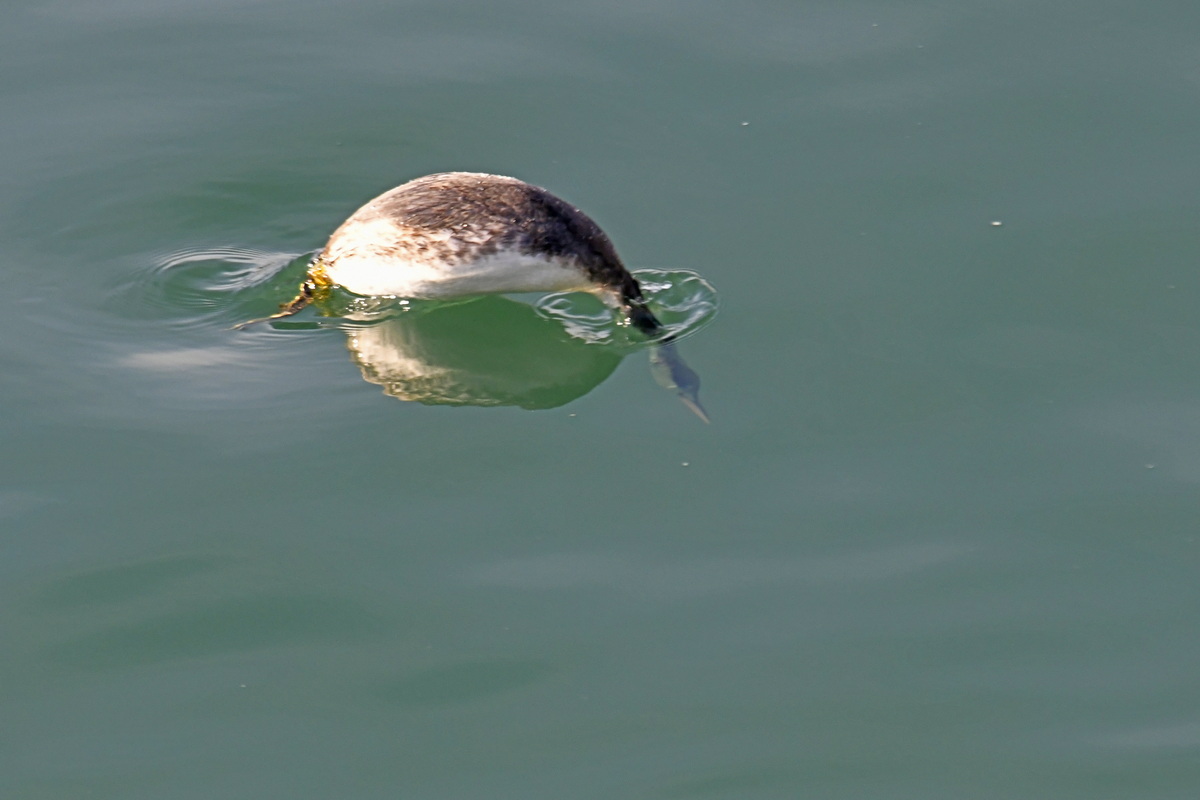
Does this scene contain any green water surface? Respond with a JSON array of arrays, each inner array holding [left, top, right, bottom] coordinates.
[[3, 1, 1199, 798]]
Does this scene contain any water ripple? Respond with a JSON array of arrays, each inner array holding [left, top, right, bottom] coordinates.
[[115, 253, 718, 349], [535, 268, 719, 346], [109, 246, 311, 330]]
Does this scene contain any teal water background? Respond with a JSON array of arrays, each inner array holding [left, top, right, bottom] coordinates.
[[4, 1, 1200, 797]]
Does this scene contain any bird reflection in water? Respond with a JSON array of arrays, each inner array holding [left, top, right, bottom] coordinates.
[[328, 293, 708, 418], [341, 296, 622, 410]]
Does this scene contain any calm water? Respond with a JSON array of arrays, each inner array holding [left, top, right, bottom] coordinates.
[[4, 1, 1200, 797]]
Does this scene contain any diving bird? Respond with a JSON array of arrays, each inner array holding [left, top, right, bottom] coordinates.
[[245, 172, 707, 420]]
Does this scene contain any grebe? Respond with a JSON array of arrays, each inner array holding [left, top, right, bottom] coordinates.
[[244, 172, 707, 420], [269, 172, 663, 335]]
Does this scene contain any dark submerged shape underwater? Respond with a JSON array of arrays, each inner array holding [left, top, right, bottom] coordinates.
[[248, 172, 706, 420]]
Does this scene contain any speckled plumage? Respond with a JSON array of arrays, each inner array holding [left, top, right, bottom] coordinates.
[[316, 172, 654, 329]]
